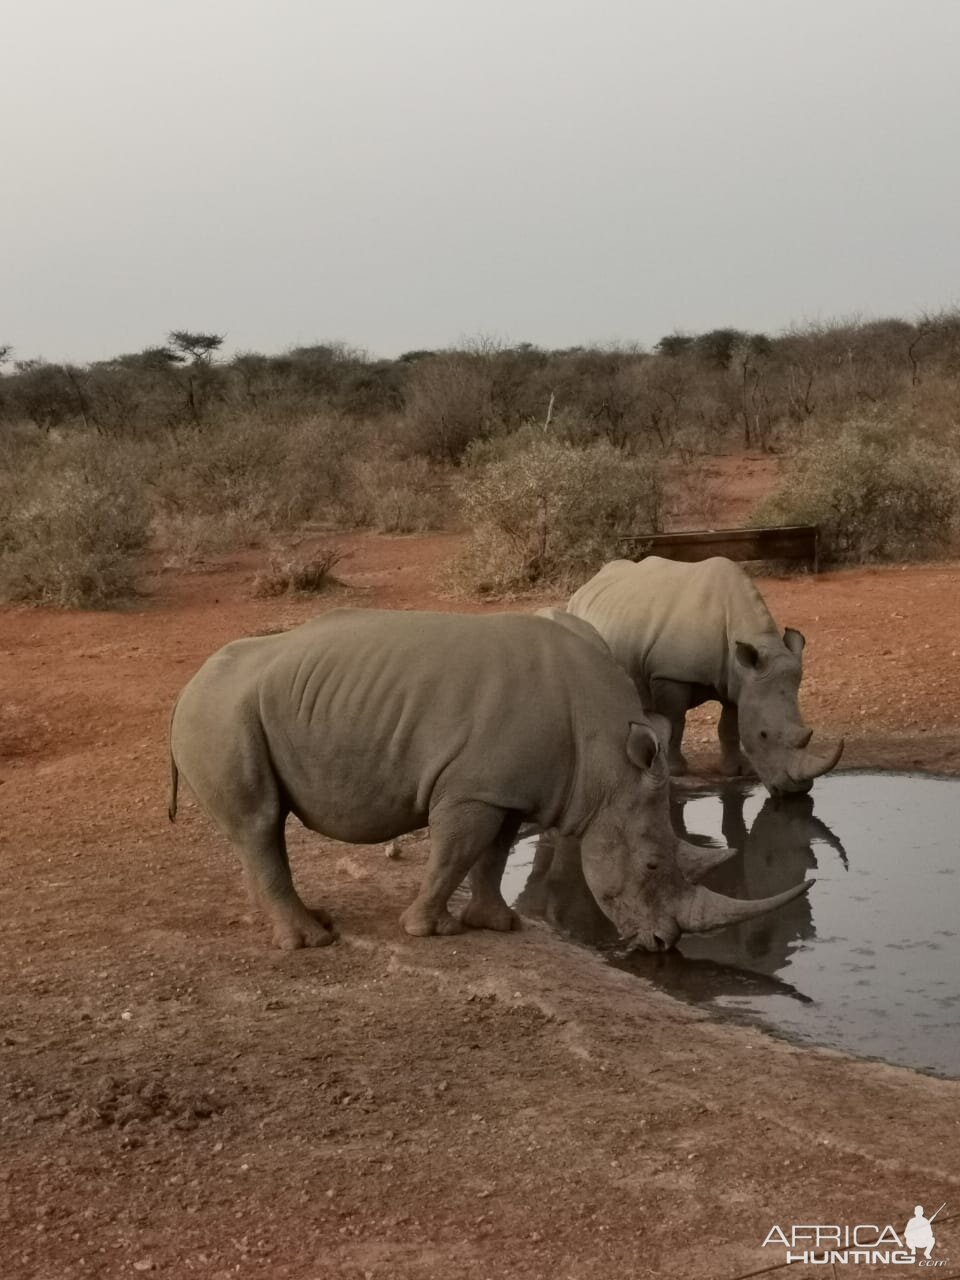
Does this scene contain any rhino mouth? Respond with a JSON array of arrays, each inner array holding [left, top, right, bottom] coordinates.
[[765, 736, 845, 796], [623, 929, 677, 954], [771, 776, 814, 798]]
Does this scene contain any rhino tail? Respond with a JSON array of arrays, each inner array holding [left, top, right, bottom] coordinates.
[[168, 751, 179, 823], [167, 698, 180, 823]]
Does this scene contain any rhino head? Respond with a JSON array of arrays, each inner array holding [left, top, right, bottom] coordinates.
[[734, 627, 843, 797], [577, 719, 813, 951]]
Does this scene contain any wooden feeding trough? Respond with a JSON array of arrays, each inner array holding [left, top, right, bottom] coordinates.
[[618, 524, 820, 571]]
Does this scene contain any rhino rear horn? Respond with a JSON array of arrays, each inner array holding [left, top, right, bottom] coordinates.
[[783, 627, 806, 656], [675, 840, 738, 883]]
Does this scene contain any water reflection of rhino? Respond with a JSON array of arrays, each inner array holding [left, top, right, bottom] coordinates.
[[515, 786, 847, 1001]]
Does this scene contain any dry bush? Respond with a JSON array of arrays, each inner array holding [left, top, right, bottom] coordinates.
[[662, 457, 723, 529], [253, 546, 344, 598], [401, 354, 494, 461], [754, 416, 960, 565], [461, 412, 599, 469], [864, 370, 960, 448], [0, 437, 151, 606], [152, 508, 268, 567], [452, 439, 663, 595], [5, 313, 960, 461], [7, 314, 960, 607], [0, 427, 42, 521], [342, 455, 450, 532], [152, 414, 350, 553]]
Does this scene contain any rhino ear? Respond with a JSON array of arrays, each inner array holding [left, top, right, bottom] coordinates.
[[734, 640, 761, 672], [783, 627, 806, 656], [645, 712, 673, 755], [626, 721, 661, 771]]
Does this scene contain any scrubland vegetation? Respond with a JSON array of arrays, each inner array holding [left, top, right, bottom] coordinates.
[[252, 547, 345, 599], [1, 314, 959, 606]]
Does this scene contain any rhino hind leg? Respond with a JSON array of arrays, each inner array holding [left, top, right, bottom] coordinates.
[[460, 813, 523, 932], [176, 738, 335, 948], [235, 819, 337, 951], [171, 695, 336, 950], [400, 802, 514, 938]]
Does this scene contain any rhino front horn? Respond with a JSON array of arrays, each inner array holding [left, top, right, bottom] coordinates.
[[675, 840, 738, 883], [792, 737, 845, 784], [674, 879, 814, 935]]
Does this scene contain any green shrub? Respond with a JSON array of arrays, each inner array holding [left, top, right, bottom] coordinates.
[[452, 439, 663, 595], [754, 419, 960, 564]]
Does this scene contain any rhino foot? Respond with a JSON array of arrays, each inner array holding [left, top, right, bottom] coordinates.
[[271, 909, 338, 950], [460, 900, 521, 932], [400, 905, 465, 937], [310, 905, 336, 929]]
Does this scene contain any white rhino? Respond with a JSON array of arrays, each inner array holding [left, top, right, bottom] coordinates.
[[566, 557, 843, 795], [168, 608, 810, 952]]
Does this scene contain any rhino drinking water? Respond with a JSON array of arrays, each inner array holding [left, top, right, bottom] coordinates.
[[566, 557, 843, 795], [168, 608, 810, 951]]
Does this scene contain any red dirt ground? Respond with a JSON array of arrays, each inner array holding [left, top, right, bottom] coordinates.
[[2, 531, 959, 1279]]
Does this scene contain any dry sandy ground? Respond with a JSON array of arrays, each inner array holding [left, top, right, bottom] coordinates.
[[2, 530, 960, 1279]]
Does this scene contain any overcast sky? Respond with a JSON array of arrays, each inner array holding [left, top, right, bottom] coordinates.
[[3, 0, 959, 364]]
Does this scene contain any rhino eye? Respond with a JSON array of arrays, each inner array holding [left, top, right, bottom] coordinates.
[[760, 731, 768, 740]]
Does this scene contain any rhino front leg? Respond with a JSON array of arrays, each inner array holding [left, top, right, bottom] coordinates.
[[718, 702, 752, 777], [650, 677, 691, 775], [401, 802, 510, 938], [460, 813, 523, 932]]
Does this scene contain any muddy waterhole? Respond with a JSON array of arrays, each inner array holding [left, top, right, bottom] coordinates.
[[504, 771, 959, 1078]]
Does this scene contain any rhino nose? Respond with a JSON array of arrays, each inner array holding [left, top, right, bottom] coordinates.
[[652, 919, 681, 950]]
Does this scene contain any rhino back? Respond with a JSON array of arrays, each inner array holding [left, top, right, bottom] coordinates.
[[249, 609, 634, 841], [534, 606, 611, 656], [569, 557, 779, 693]]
